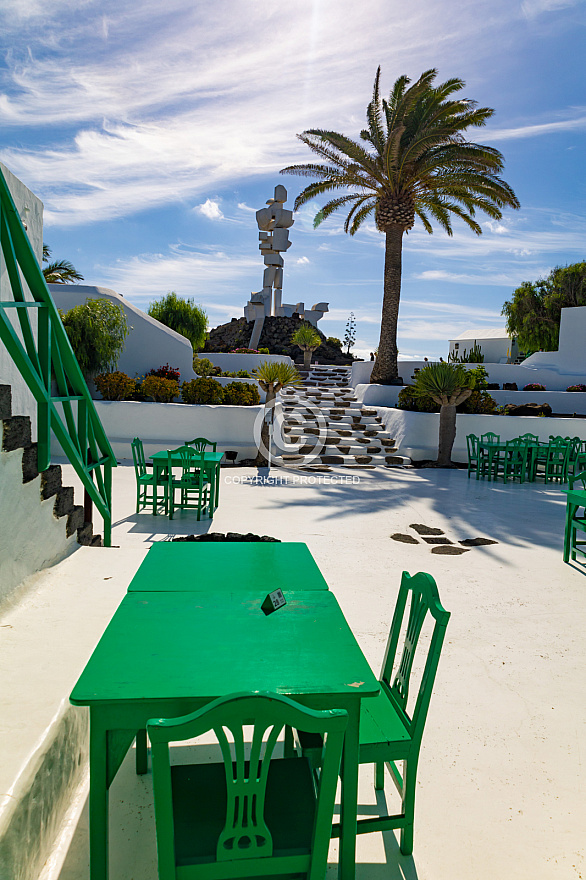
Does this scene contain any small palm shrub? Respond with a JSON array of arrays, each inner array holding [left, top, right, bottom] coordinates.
[[141, 375, 180, 402], [181, 377, 225, 404], [94, 371, 136, 401], [222, 381, 261, 406], [147, 364, 181, 381], [566, 384, 586, 392], [291, 323, 322, 369], [193, 357, 221, 377], [523, 383, 546, 391]]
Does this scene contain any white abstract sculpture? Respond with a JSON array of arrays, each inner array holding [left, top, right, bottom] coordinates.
[[245, 186, 329, 348]]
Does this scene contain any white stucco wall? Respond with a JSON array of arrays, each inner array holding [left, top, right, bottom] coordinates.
[[50, 401, 264, 461], [376, 407, 586, 463], [48, 284, 199, 384], [0, 164, 44, 437], [0, 425, 76, 607], [448, 336, 513, 363], [204, 353, 293, 372], [351, 360, 429, 388]]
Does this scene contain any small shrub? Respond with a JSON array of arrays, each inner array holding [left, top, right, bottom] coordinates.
[[232, 347, 259, 354], [457, 390, 498, 414], [181, 377, 225, 405], [94, 371, 136, 401], [326, 337, 342, 348], [141, 375, 180, 402], [396, 387, 440, 413], [147, 364, 181, 382], [193, 357, 221, 377], [566, 384, 586, 392], [222, 381, 261, 406], [523, 383, 546, 391], [259, 347, 270, 354]]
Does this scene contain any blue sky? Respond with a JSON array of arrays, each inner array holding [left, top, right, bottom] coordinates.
[[1, 0, 584, 360]]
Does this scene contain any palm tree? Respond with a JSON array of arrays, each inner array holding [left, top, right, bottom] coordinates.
[[411, 363, 474, 466], [42, 245, 84, 284], [281, 68, 520, 385], [291, 323, 322, 370], [252, 361, 303, 466]]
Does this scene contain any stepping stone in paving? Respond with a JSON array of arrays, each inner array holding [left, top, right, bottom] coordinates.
[[338, 446, 351, 454], [355, 455, 373, 464], [336, 430, 352, 437], [410, 524, 444, 535], [362, 410, 377, 417], [321, 455, 345, 464], [391, 533, 419, 544], [422, 537, 452, 545], [364, 430, 379, 437], [367, 446, 381, 453], [385, 455, 403, 464], [459, 537, 499, 546], [431, 546, 470, 555], [356, 437, 370, 444]]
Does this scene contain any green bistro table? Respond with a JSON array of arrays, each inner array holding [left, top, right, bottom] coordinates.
[[149, 449, 224, 515], [561, 486, 586, 562], [70, 590, 379, 880], [478, 439, 543, 482], [127, 541, 330, 592]]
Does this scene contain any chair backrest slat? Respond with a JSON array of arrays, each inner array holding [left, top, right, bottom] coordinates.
[[185, 436, 217, 453], [131, 437, 147, 477]]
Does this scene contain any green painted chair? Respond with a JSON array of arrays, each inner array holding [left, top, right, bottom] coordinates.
[[479, 432, 501, 480], [496, 438, 528, 484], [131, 437, 168, 514], [533, 438, 571, 483], [466, 433, 486, 479], [147, 692, 347, 880], [567, 469, 586, 562], [565, 437, 585, 477], [168, 445, 211, 520], [518, 432, 539, 443], [185, 437, 217, 452], [298, 571, 450, 856]]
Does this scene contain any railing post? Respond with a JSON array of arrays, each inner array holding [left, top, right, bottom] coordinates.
[[103, 462, 112, 547], [37, 305, 51, 471]]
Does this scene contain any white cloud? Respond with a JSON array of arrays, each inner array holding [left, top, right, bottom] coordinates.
[[486, 113, 586, 141], [196, 199, 224, 221], [521, 0, 582, 17], [296, 256, 310, 265]]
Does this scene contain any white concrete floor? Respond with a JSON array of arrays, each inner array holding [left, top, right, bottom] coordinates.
[[46, 461, 586, 880]]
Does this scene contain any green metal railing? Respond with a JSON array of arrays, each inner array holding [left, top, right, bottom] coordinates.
[[0, 168, 115, 545]]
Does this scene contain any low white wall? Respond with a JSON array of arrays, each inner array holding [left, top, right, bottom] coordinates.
[[376, 407, 586, 463], [351, 360, 429, 388], [49, 284, 199, 384], [205, 353, 293, 372], [359, 385, 586, 414], [490, 390, 586, 413], [51, 400, 264, 461]]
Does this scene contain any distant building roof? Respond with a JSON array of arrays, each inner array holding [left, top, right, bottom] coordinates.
[[451, 327, 511, 341]]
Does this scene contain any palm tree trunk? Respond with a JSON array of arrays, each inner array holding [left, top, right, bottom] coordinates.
[[370, 226, 403, 385], [303, 349, 311, 370], [436, 404, 457, 466]]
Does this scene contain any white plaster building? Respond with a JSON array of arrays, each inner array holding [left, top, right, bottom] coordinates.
[[448, 327, 518, 363]]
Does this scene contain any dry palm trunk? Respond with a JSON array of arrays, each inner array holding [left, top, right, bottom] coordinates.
[[371, 227, 403, 385], [435, 390, 472, 466]]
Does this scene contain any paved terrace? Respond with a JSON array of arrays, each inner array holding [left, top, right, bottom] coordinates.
[[13, 462, 586, 880]]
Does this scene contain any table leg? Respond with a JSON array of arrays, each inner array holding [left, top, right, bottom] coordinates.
[[214, 462, 220, 509], [563, 501, 576, 563], [89, 713, 109, 880], [152, 464, 160, 516], [338, 701, 360, 880]]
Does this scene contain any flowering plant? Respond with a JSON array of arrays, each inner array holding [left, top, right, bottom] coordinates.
[[523, 383, 546, 391], [566, 384, 586, 392]]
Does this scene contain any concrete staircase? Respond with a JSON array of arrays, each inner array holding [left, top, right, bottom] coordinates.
[[276, 364, 410, 468]]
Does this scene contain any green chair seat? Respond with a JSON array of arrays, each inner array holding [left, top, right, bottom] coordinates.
[[358, 688, 411, 749]]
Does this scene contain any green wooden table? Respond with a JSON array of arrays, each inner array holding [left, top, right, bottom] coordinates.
[[70, 590, 378, 880], [149, 449, 224, 515], [561, 486, 586, 561], [478, 439, 542, 482], [127, 541, 330, 592]]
